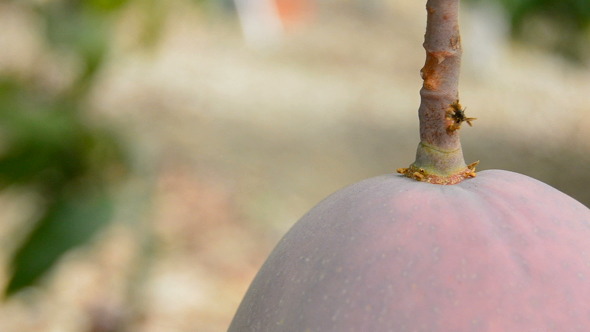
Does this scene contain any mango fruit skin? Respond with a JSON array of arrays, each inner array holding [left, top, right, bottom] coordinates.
[[229, 170, 590, 332]]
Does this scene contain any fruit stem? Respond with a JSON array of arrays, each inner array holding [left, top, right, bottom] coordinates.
[[398, 0, 477, 185]]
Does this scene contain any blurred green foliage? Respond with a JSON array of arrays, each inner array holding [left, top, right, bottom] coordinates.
[[466, 0, 590, 62], [0, 0, 132, 296]]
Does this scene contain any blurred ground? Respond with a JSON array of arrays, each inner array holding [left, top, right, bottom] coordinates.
[[0, 1, 589, 331]]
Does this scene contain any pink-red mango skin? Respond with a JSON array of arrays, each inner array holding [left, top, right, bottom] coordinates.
[[228, 170, 590, 332]]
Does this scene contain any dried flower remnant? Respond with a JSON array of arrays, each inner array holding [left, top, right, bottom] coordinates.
[[447, 100, 476, 132]]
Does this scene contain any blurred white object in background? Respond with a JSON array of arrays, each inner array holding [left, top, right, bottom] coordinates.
[[462, 2, 509, 79], [234, 0, 284, 47]]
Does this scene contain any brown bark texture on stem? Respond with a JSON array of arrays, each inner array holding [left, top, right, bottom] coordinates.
[[398, 0, 478, 185]]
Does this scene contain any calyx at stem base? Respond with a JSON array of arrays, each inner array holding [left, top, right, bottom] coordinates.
[[397, 141, 479, 185]]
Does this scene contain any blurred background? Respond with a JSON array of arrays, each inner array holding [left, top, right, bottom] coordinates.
[[0, 0, 589, 331]]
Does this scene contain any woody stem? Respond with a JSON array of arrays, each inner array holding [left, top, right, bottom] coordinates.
[[411, 0, 467, 177]]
